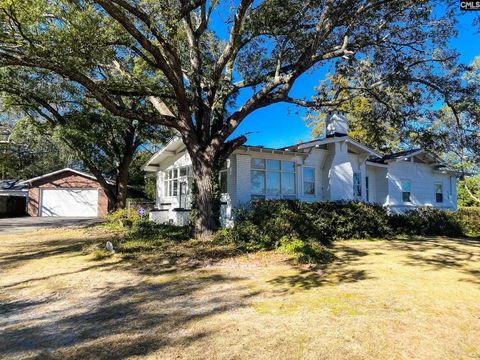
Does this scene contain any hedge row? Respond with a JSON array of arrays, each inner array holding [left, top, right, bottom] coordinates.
[[214, 200, 477, 253], [455, 207, 480, 237]]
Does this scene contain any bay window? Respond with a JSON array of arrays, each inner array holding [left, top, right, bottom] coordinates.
[[164, 166, 191, 197]]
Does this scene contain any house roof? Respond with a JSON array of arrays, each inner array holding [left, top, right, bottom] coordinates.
[[284, 136, 382, 158], [20, 168, 115, 186], [238, 144, 307, 156], [142, 136, 185, 171], [0, 180, 29, 191], [368, 149, 439, 165]]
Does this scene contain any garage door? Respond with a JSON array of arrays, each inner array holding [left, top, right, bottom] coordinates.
[[40, 189, 98, 217]]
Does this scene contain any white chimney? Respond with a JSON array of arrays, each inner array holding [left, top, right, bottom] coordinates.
[[325, 111, 349, 138]]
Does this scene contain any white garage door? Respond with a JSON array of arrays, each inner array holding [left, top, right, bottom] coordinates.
[[40, 189, 98, 217]]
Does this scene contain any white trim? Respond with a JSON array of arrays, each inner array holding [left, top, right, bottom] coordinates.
[[366, 161, 388, 168], [21, 168, 114, 185], [296, 136, 382, 158], [142, 137, 185, 171]]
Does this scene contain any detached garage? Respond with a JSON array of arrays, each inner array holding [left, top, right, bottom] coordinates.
[[23, 168, 109, 218]]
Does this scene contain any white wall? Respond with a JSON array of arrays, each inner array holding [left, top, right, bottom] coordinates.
[[373, 167, 388, 205], [386, 160, 456, 211], [150, 142, 459, 225], [328, 142, 354, 200]]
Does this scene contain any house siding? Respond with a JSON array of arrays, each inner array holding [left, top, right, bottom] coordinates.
[[386, 161, 456, 211], [147, 137, 459, 226]]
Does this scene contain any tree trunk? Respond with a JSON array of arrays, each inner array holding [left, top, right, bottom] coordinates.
[[191, 158, 217, 237], [114, 152, 133, 210]]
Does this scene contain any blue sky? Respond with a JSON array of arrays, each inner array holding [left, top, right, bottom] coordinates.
[[228, 12, 479, 149]]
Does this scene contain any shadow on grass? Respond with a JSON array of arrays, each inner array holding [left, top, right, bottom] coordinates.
[[0, 238, 89, 271], [1, 273, 255, 360], [379, 236, 480, 287], [267, 244, 373, 292], [0, 234, 258, 359]]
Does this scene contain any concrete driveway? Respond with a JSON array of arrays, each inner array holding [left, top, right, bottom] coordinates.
[[0, 217, 103, 235]]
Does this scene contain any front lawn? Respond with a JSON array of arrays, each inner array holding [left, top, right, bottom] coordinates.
[[1, 228, 479, 359]]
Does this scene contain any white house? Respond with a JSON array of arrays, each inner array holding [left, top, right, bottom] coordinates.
[[143, 113, 459, 226]]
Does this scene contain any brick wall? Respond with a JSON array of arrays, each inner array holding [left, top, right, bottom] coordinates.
[[27, 171, 109, 217]]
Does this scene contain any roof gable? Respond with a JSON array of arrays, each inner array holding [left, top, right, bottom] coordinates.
[[21, 168, 113, 186]]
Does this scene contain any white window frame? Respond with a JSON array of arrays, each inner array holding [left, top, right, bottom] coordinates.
[[251, 158, 296, 199], [303, 167, 316, 196], [353, 172, 362, 200], [163, 166, 191, 198]]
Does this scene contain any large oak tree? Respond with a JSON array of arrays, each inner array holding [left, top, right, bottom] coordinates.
[[0, 0, 465, 235]]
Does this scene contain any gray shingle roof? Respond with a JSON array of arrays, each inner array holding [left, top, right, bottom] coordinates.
[[0, 180, 29, 191]]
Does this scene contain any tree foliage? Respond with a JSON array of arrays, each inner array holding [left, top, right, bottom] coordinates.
[[458, 177, 480, 207], [0, 0, 470, 234], [0, 116, 75, 179]]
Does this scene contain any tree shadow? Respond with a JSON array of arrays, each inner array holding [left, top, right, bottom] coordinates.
[[0, 238, 257, 359], [0, 238, 90, 271], [380, 236, 480, 287], [381, 237, 480, 269], [267, 244, 373, 293]]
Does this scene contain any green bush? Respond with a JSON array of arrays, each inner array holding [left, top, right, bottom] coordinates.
[[278, 236, 335, 264], [217, 201, 473, 261], [131, 219, 192, 241], [106, 208, 141, 228], [236, 200, 391, 246], [455, 207, 480, 237], [389, 207, 463, 237]]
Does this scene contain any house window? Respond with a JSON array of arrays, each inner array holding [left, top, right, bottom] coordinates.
[[435, 182, 443, 203], [251, 158, 296, 198], [402, 180, 411, 202], [164, 166, 191, 197], [303, 167, 315, 195], [353, 172, 362, 199], [366, 176, 369, 202], [219, 170, 228, 194]]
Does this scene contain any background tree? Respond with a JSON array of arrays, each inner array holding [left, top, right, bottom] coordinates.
[[306, 55, 480, 206], [0, 67, 171, 209], [0, 0, 467, 235], [129, 149, 158, 200], [0, 116, 74, 179]]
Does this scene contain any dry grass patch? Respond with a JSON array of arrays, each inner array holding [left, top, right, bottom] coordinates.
[[1, 228, 479, 360]]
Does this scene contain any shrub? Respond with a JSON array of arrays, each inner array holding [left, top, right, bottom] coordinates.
[[106, 208, 141, 228], [278, 236, 335, 264], [219, 201, 473, 259], [389, 207, 463, 237], [455, 207, 480, 237], [212, 220, 270, 251], [131, 219, 192, 241], [236, 200, 391, 245]]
